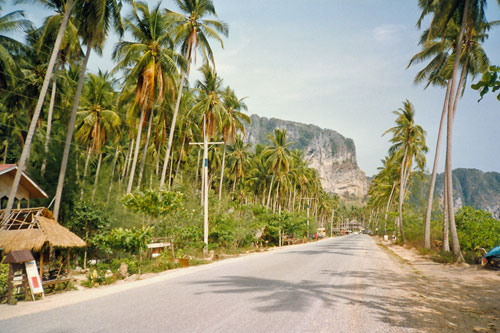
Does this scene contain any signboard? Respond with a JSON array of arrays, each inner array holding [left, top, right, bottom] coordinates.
[[25, 260, 44, 296]]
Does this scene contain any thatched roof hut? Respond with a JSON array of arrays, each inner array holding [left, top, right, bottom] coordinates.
[[0, 207, 85, 253]]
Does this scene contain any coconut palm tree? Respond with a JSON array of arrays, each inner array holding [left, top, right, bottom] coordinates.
[[415, 0, 496, 255], [160, 0, 228, 187], [52, 0, 123, 219], [383, 100, 427, 242], [227, 134, 251, 193], [75, 71, 120, 199], [218, 87, 249, 199], [0, 2, 31, 89], [35, 0, 82, 176], [263, 129, 292, 209], [113, 1, 182, 193], [191, 63, 225, 137], [4, 0, 73, 219]]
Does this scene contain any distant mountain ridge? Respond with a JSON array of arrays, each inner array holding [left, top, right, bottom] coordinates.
[[244, 114, 368, 197], [435, 168, 500, 218]]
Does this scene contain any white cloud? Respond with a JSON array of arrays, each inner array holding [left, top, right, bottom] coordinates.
[[372, 24, 406, 43]]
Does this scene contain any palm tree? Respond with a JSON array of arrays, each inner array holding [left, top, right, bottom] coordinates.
[[4, 0, 73, 219], [160, 0, 228, 187], [416, 0, 496, 256], [52, 0, 123, 219], [35, 0, 82, 176], [227, 134, 251, 193], [0, 2, 31, 89], [112, 1, 181, 193], [191, 63, 225, 137], [75, 71, 120, 199], [218, 87, 249, 199], [410, 9, 493, 248], [383, 100, 427, 242], [263, 129, 292, 209]]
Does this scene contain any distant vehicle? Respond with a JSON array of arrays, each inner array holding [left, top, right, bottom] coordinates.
[[480, 246, 500, 269], [362, 230, 370, 235]]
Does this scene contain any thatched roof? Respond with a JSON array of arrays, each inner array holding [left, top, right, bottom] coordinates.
[[0, 207, 85, 253]]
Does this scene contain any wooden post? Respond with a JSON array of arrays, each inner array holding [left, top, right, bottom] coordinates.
[[7, 264, 13, 304], [66, 248, 71, 276], [39, 246, 44, 280]]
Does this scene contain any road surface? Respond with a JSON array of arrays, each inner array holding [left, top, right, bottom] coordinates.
[[1, 235, 421, 332]]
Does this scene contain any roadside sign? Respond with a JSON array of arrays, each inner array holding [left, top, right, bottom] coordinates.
[[25, 260, 44, 298]]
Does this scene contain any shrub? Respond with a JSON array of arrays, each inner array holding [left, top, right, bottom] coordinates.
[[455, 206, 500, 252]]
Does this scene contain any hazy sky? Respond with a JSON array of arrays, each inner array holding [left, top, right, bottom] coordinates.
[[9, 0, 500, 176]]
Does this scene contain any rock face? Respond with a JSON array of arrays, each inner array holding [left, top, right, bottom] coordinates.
[[245, 114, 368, 197], [435, 168, 500, 219]]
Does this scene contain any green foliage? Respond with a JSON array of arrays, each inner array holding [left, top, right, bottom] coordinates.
[[121, 189, 184, 219], [455, 206, 500, 252], [0, 259, 8, 297], [471, 65, 500, 101], [68, 201, 110, 239], [93, 227, 153, 255]]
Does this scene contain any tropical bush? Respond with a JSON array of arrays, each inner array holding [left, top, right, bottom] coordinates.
[[455, 206, 500, 253]]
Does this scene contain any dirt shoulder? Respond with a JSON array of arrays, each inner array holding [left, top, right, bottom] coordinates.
[[381, 239, 500, 332]]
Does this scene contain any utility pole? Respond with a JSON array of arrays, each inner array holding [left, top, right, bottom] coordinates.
[[189, 116, 223, 255], [300, 197, 314, 238]]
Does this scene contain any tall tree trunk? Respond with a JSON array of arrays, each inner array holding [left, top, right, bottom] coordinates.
[[195, 148, 201, 188], [168, 148, 175, 189], [53, 41, 92, 220], [41, 63, 59, 176], [127, 108, 146, 194], [3, 139, 8, 164], [218, 142, 226, 201], [445, 0, 469, 261], [80, 147, 91, 200], [160, 57, 191, 186], [424, 80, 452, 248], [174, 136, 186, 183], [137, 109, 154, 190], [91, 152, 102, 200], [266, 174, 275, 209], [107, 147, 119, 203], [124, 139, 134, 180], [443, 164, 450, 252], [5, 0, 74, 218]]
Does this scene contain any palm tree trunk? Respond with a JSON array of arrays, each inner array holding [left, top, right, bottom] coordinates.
[[266, 174, 275, 209], [3, 139, 8, 164], [443, 165, 450, 252], [137, 109, 154, 190], [107, 147, 119, 203], [292, 185, 296, 211], [124, 139, 134, 180], [232, 173, 237, 193], [127, 108, 146, 194], [195, 148, 201, 188], [168, 148, 175, 189], [424, 80, 452, 248], [218, 142, 226, 201], [445, 0, 469, 260], [80, 146, 91, 200], [91, 152, 102, 200], [160, 63, 189, 186], [41, 63, 59, 176], [5, 0, 74, 218], [174, 136, 186, 183]]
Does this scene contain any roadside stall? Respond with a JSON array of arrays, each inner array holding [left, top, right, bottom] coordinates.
[[0, 207, 86, 293]]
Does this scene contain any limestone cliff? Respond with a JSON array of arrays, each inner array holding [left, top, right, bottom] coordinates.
[[244, 114, 368, 197]]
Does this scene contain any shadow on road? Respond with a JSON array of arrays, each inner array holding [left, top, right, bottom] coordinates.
[[188, 264, 500, 332]]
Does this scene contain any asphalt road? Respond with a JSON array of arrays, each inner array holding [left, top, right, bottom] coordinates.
[[1, 235, 418, 332]]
